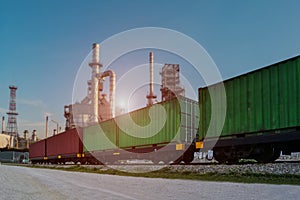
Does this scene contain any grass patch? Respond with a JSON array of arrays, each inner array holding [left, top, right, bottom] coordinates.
[[19, 164, 300, 185]]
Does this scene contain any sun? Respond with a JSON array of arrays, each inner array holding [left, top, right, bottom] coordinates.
[[115, 100, 127, 116]]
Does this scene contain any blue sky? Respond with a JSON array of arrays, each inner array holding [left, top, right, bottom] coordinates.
[[1, 0, 300, 138]]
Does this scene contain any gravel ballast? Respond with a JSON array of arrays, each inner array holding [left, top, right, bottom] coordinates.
[[28, 161, 300, 175]]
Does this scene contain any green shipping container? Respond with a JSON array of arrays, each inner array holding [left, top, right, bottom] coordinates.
[[83, 97, 199, 152], [84, 118, 117, 151], [199, 56, 300, 140]]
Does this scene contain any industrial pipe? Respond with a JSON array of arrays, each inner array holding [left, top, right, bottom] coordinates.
[[100, 70, 116, 118]]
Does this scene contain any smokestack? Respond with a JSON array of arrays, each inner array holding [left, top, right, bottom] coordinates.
[[89, 43, 102, 123], [92, 43, 100, 64], [146, 52, 156, 106], [24, 130, 29, 148], [45, 116, 48, 138], [32, 130, 37, 142], [24, 130, 28, 140], [150, 52, 154, 97], [2, 116, 5, 134]]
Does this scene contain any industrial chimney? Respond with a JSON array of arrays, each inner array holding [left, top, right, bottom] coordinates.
[[1, 116, 5, 134], [146, 52, 157, 106], [45, 116, 48, 138], [32, 130, 37, 142], [89, 43, 102, 123]]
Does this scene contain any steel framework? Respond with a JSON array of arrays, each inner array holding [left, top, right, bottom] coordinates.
[[6, 85, 19, 140]]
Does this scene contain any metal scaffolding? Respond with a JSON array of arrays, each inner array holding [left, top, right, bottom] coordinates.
[[6, 85, 19, 142], [160, 64, 185, 101]]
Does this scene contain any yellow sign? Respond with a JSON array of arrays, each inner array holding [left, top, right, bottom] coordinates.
[[176, 144, 185, 150], [196, 141, 203, 149]]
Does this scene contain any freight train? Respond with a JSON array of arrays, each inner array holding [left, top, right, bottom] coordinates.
[[29, 55, 300, 164], [30, 97, 200, 164]]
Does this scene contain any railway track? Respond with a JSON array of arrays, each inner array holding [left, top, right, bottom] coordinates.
[[28, 159, 300, 167], [24, 159, 300, 176], [183, 160, 300, 165], [5, 158, 297, 176]]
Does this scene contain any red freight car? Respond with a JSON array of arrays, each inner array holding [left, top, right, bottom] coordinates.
[[29, 128, 84, 164], [29, 139, 46, 163], [46, 128, 83, 164]]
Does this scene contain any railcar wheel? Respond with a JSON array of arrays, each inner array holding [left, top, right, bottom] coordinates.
[[213, 150, 227, 163], [213, 149, 239, 164], [183, 152, 194, 164], [254, 145, 280, 163]]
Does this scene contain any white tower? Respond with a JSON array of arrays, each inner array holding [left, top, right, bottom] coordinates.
[[146, 52, 157, 106], [89, 43, 102, 123]]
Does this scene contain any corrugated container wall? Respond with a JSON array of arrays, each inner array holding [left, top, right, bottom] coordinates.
[[46, 128, 82, 157], [83, 118, 117, 152], [83, 97, 198, 152], [117, 98, 181, 148], [29, 140, 46, 159], [199, 56, 300, 139], [179, 97, 199, 142]]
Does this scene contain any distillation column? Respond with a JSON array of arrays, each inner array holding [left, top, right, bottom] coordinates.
[[89, 43, 102, 123]]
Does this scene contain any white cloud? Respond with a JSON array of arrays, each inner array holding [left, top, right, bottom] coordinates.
[[16, 119, 44, 130], [18, 99, 46, 107], [0, 107, 7, 114], [21, 122, 45, 127]]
